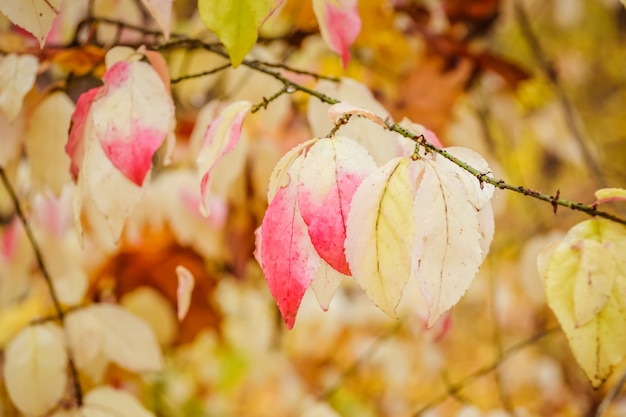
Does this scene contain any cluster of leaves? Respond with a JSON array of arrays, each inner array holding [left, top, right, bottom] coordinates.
[[1, 0, 626, 416]]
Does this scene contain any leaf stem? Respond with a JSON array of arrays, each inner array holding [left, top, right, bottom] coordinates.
[[0, 168, 83, 406]]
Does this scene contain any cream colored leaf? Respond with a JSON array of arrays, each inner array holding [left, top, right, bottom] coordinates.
[[593, 188, 626, 205], [4, 323, 68, 416], [267, 138, 317, 200], [25, 92, 74, 194], [82, 386, 155, 417], [442, 147, 495, 210], [0, 111, 24, 167], [121, 287, 177, 347], [0, 1, 61, 47], [311, 261, 348, 311], [175, 265, 195, 322], [345, 157, 415, 317], [541, 219, 626, 387], [0, 54, 38, 121], [412, 158, 483, 327], [327, 102, 387, 128], [139, 0, 172, 39]]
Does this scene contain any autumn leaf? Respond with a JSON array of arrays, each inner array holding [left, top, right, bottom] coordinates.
[[4, 323, 68, 416], [198, 0, 283, 67], [139, 0, 173, 40], [90, 59, 175, 186], [312, 0, 361, 68], [297, 136, 377, 275], [260, 153, 321, 329], [0, 1, 61, 47], [310, 261, 349, 311], [593, 188, 626, 206], [0, 53, 38, 121], [52, 386, 156, 417], [194, 100, 252, 216], [539, 219, 626, 387], [411, 155, 486, 327], [176, 265, 195, 321], [344, 157, 415, 317]]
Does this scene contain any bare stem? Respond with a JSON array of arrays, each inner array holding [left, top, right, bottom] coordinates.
[[251, 86, 289, 113], [514, 2, 606, 188], [0, 168, 83, 406], [170, 63, 231, 84], [412, 327, 559, 416]]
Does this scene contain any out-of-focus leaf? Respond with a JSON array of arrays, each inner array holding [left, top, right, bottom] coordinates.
[[25, 92, 74, 194], [0, 1, 61, 47], [139, 0, 172, 39], [327, 102, 387, 128], [0, 53, 38, 121], [48, 45, 107, 77], [197, 0, 282, 67], [345, 157, 415, 317], [194, 100, 251, 216], [311, 261, 348, 311], [312, 0, 361, 68], [4, 323, 67, 416], [176, 265, 195, 322], [52, 386, 156, 417], [593, 188, 626, 205], [298, 136, 376, 275], [66, 304, 163, 381], [539, 219, 626, 387]]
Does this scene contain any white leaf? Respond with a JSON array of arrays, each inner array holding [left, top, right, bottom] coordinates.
[[311, 261, 348, 311], [139, 0, 172, 39], [82, 386, 155, 417], [0, 54, 38, 121], [412, 159, 483, 327], [4, 323, 68, 416], [25, 91, 74, 194], [345, 157, 415, 317], [66, 304, 163, 378], [0, 1, 61, 47], [442, 147, 494, 210]]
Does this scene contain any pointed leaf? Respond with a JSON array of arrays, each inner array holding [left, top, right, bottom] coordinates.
[[4, 323, 67, 416], [81, 386, 155, 417], [25, 91, 74, 194], [540, 219, 626, 387], [311, 261, 348, 311], [139, 0, 173, 40], [312, 0, 361, 68], [0, 54, 38, 121], [67, 87, 101, 178], [261, 155, 321, 328], [267, 138, 317, 200], [345, 157, 415, 317], [198, 0, 282, 67], [0, 1, 61, 47], [176, 265, 195, 321], [298, 136, 376, 275], [413, 158, 484, 327], [195, 100, 251, 216], [327, 103, 387, 128], [91, 60, 175, 186], [593, 188, 626, 205]]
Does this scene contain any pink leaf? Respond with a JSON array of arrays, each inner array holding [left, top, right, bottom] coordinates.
[[260, 156, 321, 329], [593, 188, 626, 206], [196, 101, 252, 216], [91, 60, 175, 186], [67, 87, 101, 179], [297, 136, 376, 275], [313, 0, 361, 68]]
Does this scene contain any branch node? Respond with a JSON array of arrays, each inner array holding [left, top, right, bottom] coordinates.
[[552, 189, 561, 215]]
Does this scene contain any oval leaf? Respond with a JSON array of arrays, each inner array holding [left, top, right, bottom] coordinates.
[[345, 157, 415, 318], [298, 136, 377, 275], [312, 0, 361, 68], [4, 323, 68, 416], [0, 1, 61, 47], [0, 54, 38, 121]]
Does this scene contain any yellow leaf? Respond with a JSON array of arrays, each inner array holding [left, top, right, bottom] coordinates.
[[593, 187, 626, 205], [540, 219, 626, 387], [197, 0, 281, 67]]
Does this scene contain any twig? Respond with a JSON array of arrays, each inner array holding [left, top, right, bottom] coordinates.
[[319, 320, 404, 400], [514, 2, 606, 188], [0, 168, 83, 406], [170, 63, 231, 84], [594, 369, 626, 417], [412, 327, 559, 416], [247, 61, 341, 82], [251, 86, 290, 113]]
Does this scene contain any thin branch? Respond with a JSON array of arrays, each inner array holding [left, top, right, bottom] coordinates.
[[412, 327, 559, 416], [170, 63, 231, 84], [319, 320, 404, 400], [594, 369, 626, 417], [514, 2, 606, 188], [0, 168, 83, 406], [247, 61, 341, 82], [251, 86, 290, 113], [153, 37, 626, 228]]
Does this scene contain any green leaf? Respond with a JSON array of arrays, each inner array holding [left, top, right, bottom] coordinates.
[[197, 0, 280, 67], [539, 219, 626, 387]]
